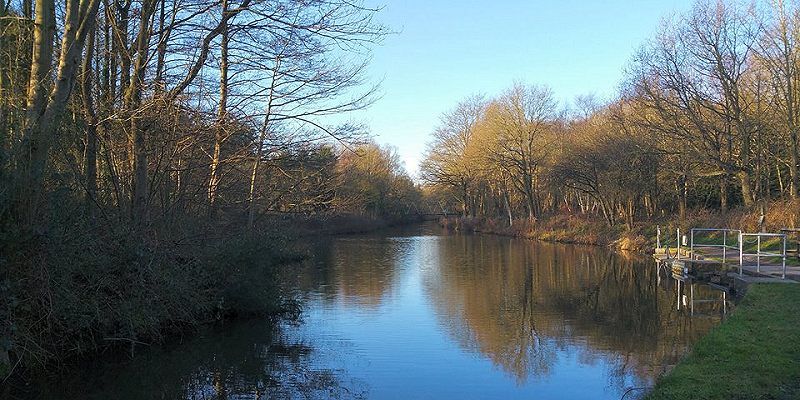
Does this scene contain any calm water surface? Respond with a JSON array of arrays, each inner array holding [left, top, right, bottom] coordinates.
[[14, 224, 726, 399]]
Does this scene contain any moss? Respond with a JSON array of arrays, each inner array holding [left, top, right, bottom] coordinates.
[[646, 284, 800, 400]]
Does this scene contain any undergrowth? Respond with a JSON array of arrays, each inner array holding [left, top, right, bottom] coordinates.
[[441, 199, 800, 253]]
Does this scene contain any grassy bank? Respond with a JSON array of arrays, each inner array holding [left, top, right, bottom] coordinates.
[[645, 283, 800, 400], [441, 200, 800, 253]]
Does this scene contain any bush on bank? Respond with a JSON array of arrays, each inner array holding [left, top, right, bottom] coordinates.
[[0, 200, 422, 378], [0, 210, 304, 377]]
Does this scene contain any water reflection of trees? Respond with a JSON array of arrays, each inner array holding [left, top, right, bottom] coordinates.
[[423, 235, 719, 388], [16, 320, 365, 400], [298, 238, 410, 307]]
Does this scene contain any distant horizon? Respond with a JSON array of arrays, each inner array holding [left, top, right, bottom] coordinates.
[[348, 0, 694, 177]]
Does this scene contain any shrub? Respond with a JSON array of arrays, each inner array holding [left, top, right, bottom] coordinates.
[[0, 210, 304, 373]]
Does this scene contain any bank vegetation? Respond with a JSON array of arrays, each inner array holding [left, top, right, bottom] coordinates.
[[421, 0, 800, 249], [0, 0, 422, 378]]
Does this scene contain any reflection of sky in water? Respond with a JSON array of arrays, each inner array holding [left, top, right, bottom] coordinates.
[[9, 228, 723, 400], [279, 232, 722, 399], [292, 302, 640, 399]]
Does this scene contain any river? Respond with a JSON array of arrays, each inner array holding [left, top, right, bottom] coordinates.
[[13, 224, 725, 399]]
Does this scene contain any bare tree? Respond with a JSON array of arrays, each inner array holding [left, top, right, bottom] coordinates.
[[757, 0, 800, 198], [16, 0, 100, 223], [420, 95, 486, 217], [480, 83, 557, 220], [630, 0, 761, 208]]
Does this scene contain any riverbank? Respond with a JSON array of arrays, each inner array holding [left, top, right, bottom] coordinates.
[[0, 222, 302, 380], [645, 283, 800, 399], [440, 200, 799, 253], [0, 212, 417, 381], [2, 231, 718, 399]]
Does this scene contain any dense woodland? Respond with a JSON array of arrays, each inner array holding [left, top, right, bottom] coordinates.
[[0, 0, 421, 374], [422, 0, 800, 230]]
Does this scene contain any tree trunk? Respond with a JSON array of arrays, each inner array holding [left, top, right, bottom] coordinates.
[[247, 56, 280, 229], [208, 0, 228, 211], [599, 198, 614, 227], [720, 176, 728, 212], [18, 0, 99, 222], [17, 0, 56, 217], [81, 23, 98, 218], [789, 128, 799, 199], [460, 181, 469, 218], [125, 0, 156, 225], [0, 0, 6, 161], [154, 0, 171, 91], [679, 173, 687, 221], [626, 197, 635, 229], [115, 0, 131, 100], [738, 170, 754, 208], [100, 4, 122, 209], [503, 188, 513, 226]]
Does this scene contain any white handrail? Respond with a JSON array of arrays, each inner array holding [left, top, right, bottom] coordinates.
[[739, 232, 788, 279], [655, 225, 682, 260], [689, 228, 741, 262]]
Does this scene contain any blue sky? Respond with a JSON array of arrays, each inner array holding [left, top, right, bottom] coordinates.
[[349, 1, 694, 176]]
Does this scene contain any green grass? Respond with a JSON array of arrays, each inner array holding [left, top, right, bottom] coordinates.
[[646, 283, 800, 400]]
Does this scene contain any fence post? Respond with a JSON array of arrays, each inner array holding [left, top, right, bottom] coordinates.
[[783, 235, 787, 280], [722, 230, 727, 262], [656, 226, 661, 249], [739, 232, 743, 276], [757, 235, 761, 273], [723, 290, 727, 315]]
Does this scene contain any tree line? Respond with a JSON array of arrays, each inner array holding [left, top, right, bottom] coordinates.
[[0, 0, 421, 229], [421, 0, 800, 229], [0, 0, 421, 374]]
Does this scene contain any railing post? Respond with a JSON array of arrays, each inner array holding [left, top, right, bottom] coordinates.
[[739, 232, 743, 276], [723, 290, 727, 315], [757, 235, 761, 273], [656, 226, 661, 249], [722, 230, 727, 262], [783, 234, 787, 280]]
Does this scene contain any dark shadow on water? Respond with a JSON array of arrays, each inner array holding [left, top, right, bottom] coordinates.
[[4, 319, 366, 400]]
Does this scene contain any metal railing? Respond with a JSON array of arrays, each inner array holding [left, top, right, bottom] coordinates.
[[675, 278, 730, 316], [739, 232, 788, 279], [689, 228, 741, 262], [656, 226, 684, 260]]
